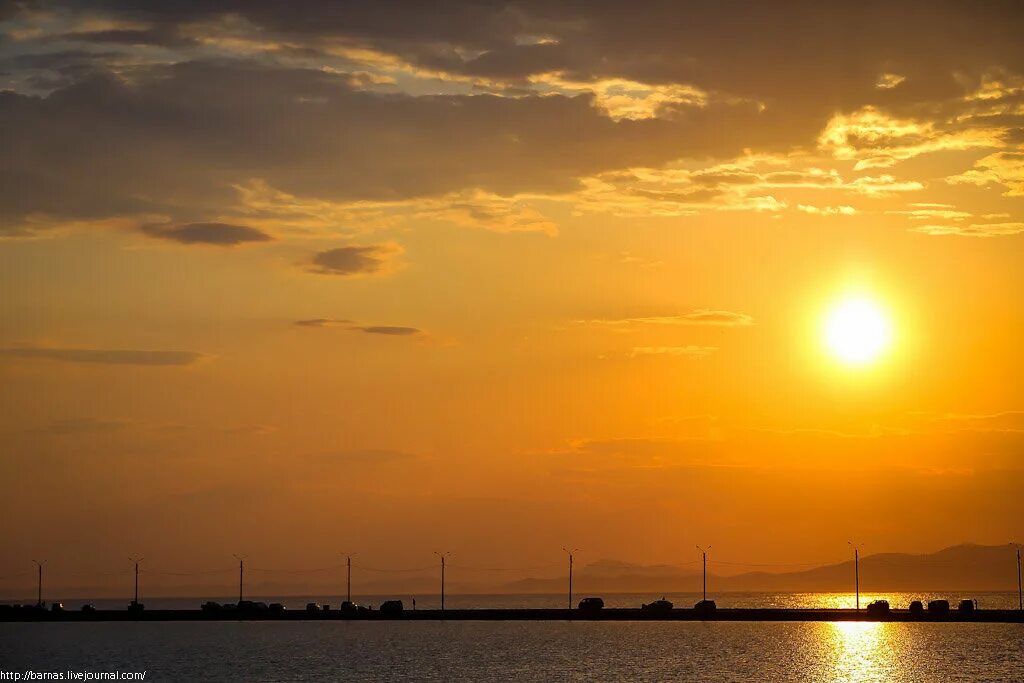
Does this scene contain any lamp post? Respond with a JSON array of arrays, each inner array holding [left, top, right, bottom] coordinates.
[[696, 546, 712, 602], [233, 554, 246, 604], [434, 552, 451, 610], [341, 553, 352, 604], [1013, 544, 1022, 611], [848, 541, 863, 610], [562, 547, 579, 610], [32, 560, 43, 607], [129, 557, 143, 605]]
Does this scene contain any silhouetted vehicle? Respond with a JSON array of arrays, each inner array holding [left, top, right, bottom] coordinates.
[[50, 602, 64, 612], [340, 601, 358, 613], [321, 603, 331, 611], [927, 600, 950, 614], [221, 603, 237, 612], [269, 603, 285, 613], [306, 602, 321, 612], [81, 604, 96, 613], [866, 600, 890, 617], [379, 600, 404, 613], [641, 598, 673, 612], [958, 599, 975, 613], [128, 601, 145, 612], [201, 601, 222, 612], [694, 599, 717, 614], [578, 597, 604, 611], [908, 600, 924, 615]]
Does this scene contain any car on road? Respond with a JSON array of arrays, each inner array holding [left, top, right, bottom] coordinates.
[[641, 598, 673, 612], [380, 600, 404, 614]]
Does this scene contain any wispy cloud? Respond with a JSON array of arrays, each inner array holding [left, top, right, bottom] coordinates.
[[910, 222, 1024, 237], [578, 310, 754, 328], [797, 204, 856, 216], [356, 326, 420, 336], [875, 73, 906, 90], [293, 318, 355, 327], [29, 417, 133, 435], [887, 207, 973, 220], [140, 221, 273, 245], [947, 151, 1024, 197], [818, 106, 1003, 170], [294, 319, 422, 336], [630, 345, 717, 359], [0, 347, 205, 366]]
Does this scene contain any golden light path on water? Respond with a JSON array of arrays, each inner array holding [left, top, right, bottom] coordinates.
[[813, 592, 900, 609], [829, 621, 888, 683]]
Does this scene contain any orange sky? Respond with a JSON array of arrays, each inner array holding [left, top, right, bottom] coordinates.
[[1, 1, 1023, 595]]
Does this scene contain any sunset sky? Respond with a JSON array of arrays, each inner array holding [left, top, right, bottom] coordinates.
[[1, 1, 1023, 593]]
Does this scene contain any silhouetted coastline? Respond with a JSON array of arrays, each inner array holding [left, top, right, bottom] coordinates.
[[3, 604, 1022, 623]]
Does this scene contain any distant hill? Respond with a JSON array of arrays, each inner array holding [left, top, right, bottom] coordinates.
[[503, 544, 1022, 594], [716, 543, 1021, 592], [3, 543, 1018, 600]]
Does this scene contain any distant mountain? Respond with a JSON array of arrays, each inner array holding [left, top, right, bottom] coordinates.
[[4, 543, 1018, 600], [718, 543, 1021, 592], [502, 543, 1022, 594]]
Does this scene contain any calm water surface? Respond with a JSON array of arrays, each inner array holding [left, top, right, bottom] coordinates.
[[2, 620, 1022, 682]]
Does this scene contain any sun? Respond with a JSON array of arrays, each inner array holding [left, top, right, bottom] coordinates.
[[823, 296, 892, 366]]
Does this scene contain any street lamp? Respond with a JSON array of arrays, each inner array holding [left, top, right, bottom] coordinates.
[[32, 560, 43, 607], [848, 541, 864, 610], [233, 554, 247, 604], [562, 547, 579, 610], [434, 552, 451, 610], [696, 546, 712, 602], [129, 557, 144, 607], [341, 552, 353, 604]]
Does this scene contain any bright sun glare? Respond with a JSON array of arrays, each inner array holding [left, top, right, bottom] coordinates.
[[824, 296, 892, 366]]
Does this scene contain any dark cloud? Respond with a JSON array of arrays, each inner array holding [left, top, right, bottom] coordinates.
[[293, 319, 422, 335], [42, 1, 1024, 105], [0, 59, 772, 234], [0, 49, 127, 91], [140, 221, 272, 245], [0, 347, 205, 366], [307, 244, 401, 277], [58, 27, 198, 48], [355, 326, 420, 336], [1, 3, 1021, 235], [5, 49, 125, 70], [29, 417, 132, 435], [51, 0, 527, 48], [293, 318, 354, 327], [0, 0, 25, 22]]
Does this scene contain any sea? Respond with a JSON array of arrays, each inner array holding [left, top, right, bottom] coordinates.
[[1, 592, 1022, 681]]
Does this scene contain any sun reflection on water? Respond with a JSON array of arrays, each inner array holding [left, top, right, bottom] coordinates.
[[827, 621, 892, 683], [814, 593, 894, 609]]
